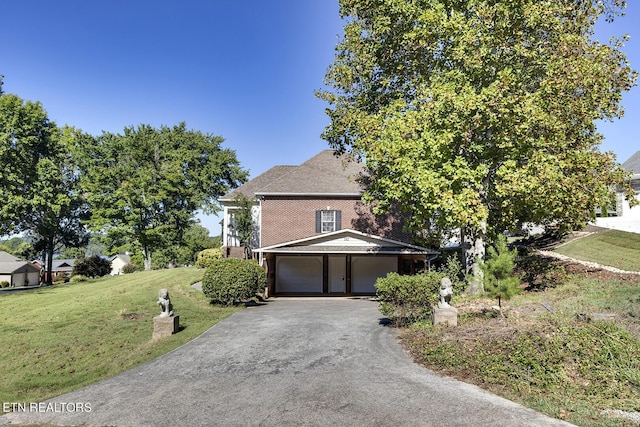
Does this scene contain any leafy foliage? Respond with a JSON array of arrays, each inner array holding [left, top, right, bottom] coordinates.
[[201, 258, 266, 305], [122, 263, 138, 274], [195, 248, 223, 269], [72, 255, 111, 278], [230, 193, 256, 258], [71, 123, 247, 270], [318, 0, 637, 286], [481, 235, 521, 309], [375, 258, 465, 324], [0, 86, 89, 283]]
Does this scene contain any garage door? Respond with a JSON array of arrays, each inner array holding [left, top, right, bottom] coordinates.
[[351, 256, 397, 294], [276, 256, 323, 293]]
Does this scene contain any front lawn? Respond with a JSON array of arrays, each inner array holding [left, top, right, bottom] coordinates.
[[553, 229, 640, 271], [0, 268, 240, 408]]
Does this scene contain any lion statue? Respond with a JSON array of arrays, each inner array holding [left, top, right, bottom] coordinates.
[[157, 289, 173, 318], [438, 277, 453, 308]]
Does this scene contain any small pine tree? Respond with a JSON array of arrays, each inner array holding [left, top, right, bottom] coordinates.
[[481, 235, 521, 314]]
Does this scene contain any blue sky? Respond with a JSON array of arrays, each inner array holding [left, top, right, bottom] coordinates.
[[2, 1, 639, 236]]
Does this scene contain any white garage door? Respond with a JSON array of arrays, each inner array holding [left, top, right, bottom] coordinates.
[[351, 256, 397, 294], [276, 256, 323, 293]]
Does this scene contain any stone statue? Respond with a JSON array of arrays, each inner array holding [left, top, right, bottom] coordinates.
[[157, 289, 173, 318], [438, 277, 453, 308]]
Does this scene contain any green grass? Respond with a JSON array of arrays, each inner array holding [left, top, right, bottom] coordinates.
[[0, 268, 240, 409], [554, 229, 640, 271]]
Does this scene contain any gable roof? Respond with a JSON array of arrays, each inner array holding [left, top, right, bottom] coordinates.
[[0, 251, 21, 262], [221, 150, 366, 201], [255, 228, 438, 255], [0, 261, 40, 274], [622, 151, 640, 175]]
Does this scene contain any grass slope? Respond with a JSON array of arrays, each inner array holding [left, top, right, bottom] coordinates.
[[403, 272, 640, 426], [0, 268, 239, 408], [554, 229, 640, 271]]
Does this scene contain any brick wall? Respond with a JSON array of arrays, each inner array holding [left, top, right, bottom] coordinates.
[[260, 196, 411, 247]]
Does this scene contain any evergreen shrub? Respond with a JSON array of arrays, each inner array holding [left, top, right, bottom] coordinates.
[[195, 248, 223, 269], [202, 258, 266, 305]]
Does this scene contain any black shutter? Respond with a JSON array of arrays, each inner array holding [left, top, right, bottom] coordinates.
[[335, 210, 342, 230], [315, 210, 322, 233]]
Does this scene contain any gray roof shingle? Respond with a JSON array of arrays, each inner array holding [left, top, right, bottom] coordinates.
[[221, 150, 366, 200], [622, 151, 640, 174]]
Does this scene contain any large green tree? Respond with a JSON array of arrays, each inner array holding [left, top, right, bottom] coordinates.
[[73, 123, 247, 270], [0, 80, 89, 283], [319, 0, 637, 291]]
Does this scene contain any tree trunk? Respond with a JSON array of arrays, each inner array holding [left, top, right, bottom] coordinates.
[[143, 245, 152, 271], [462, 225, 486, 295], [46, 244, 54, 286]]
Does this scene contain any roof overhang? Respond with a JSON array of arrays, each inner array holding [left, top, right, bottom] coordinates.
[[255, 228, 438, 255], [254, 192, 363, 197]]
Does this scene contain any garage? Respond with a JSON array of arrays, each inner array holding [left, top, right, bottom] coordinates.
[[351, 256, 397, 294], [275, 256, 323, 294], [259, 229, 438, 296]]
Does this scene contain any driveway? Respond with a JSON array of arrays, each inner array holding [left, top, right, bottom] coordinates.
[[2, 298, 572, 427]]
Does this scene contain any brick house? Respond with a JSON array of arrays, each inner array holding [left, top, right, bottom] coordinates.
[[220, 150, 438, 296]]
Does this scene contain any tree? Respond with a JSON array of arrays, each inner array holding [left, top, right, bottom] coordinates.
[[0, 82, 89, 284], [73, 123, 247, 270], [230, 193, 256, 259], [318, 0, 637, 292], [72, 255, 111, 278], [480, 235, 520, 314]]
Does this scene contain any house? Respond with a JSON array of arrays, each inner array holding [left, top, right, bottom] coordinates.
[[595, 150, 640, 233], [0, 251, 41, 287], [110, 253, 131, 275], [219, 150, 438, 296], [32, 258, 76, 282]]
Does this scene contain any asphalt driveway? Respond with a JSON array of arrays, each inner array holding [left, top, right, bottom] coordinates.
[[2, 298, 572, 427]]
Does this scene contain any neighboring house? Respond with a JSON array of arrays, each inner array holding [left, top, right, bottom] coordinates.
[[0, 251, 40, 287], [595, 150, 640, 233], [32, 258, 76, 282], [110, 253, 131, 275], [220, 150, 438, 296]]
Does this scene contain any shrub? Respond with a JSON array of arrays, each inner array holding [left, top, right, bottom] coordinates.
[[375, 271, 443, 324], [195, 248, 223, 269], [375, 256, 466, 325], [0, 280, 10, 288], [72, 255, 112, 278], [481, 235, 521, 311], [52, 273, 67, 284], [201, 258, 266, 305], [122, 263, 138, 274], [69, 275, 88, 283]]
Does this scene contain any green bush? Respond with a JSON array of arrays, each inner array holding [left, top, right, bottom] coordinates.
[[122, 263, 138, 274], [376, 271, 442, 324], [195, 248, 223, 269], [481, 235, 521, 310], [202, 258, 266, 305], [72, 255, 111, 278], [0, 281, 10, 288], [69, 275, 88, 283], [376, 257, 466, 325]]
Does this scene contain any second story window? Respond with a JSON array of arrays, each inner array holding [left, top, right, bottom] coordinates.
[[316, 210, 342, 233]]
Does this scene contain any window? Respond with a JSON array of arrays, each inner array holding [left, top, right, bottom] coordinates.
[[322, 211, 336, 232], [315, 210, 342, 233]]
